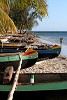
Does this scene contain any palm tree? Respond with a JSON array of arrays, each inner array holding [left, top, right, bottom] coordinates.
[[0, 0, 17, 35]]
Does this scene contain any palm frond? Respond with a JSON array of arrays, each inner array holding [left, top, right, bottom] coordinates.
[[0, 7, 17, 34]]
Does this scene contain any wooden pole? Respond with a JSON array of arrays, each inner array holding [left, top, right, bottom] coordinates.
[[7, 56, 22, 100]]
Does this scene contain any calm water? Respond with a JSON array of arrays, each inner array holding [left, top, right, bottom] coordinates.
[[33, 31, 67, 57]]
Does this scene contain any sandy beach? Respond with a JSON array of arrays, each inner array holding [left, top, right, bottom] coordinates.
[[21, 33, 67, 73], [21, 55, 67, 73]]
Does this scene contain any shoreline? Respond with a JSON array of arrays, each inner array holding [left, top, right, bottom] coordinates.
[[21, 33, 67, 73]]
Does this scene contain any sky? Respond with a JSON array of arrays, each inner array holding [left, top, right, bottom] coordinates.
[[32, 0, 67, 31]]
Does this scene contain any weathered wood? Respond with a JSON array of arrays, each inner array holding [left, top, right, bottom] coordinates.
[[0, 52, 20, 57], [3, 66, 14, 84], [7, 57, 22, 100]]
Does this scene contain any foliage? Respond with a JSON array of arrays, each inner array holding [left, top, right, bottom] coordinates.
[[0, 0, 17, 34], [0, 7, 17, 34], [0, 0, 48, 34], [9, 0, 48, 31], [9, 7, 38, 31], [32, 0, 48, 17]]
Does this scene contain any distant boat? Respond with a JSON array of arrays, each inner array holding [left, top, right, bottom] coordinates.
[[0, 48, 38, 72]]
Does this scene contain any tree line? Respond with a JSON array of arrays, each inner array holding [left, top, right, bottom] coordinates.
[[0, 0, 48, 34]]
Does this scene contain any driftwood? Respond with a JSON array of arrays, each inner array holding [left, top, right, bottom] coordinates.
[[7, 57, 22, 100]]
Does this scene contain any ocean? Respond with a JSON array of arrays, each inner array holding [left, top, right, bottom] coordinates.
[[33, 31, 67, 57]]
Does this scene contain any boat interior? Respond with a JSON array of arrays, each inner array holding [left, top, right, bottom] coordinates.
[[0, 72, 67, 85]]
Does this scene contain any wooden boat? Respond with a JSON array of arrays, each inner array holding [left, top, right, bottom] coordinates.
[[0, 44, 61, 61], [20, 44, 61, 60], [0, 48, 38, 72], [0, 73, 67, 100], [0, 34, 26, 49], [35, 44, 61, 59], [0, 42, 26, 49], [0, 73, 67, 91]]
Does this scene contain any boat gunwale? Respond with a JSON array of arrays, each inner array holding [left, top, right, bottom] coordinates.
[[0, 52, 21, 57], [0, 80, 67, 91]]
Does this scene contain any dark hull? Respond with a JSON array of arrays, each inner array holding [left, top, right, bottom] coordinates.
[[38, 53, 60, 59], [0, 46, 25, 49], [1, 90, 67, 100], [0, 58, 37, 72]]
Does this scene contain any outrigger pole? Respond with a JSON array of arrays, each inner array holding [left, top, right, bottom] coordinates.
[[7, 55, 22, 100]]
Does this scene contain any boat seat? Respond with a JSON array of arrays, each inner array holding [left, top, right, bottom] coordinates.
[[3, 66, 14, 84]]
